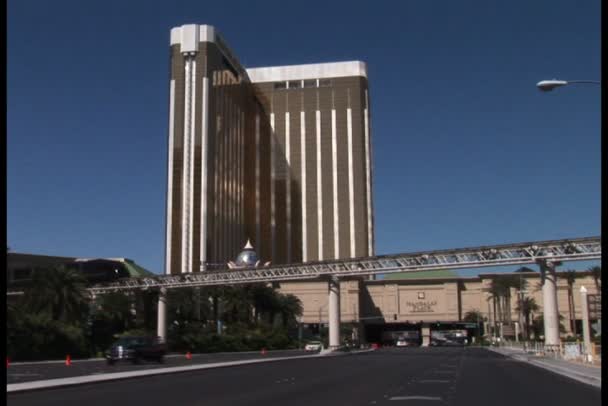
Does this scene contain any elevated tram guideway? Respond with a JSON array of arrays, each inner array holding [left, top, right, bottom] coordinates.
[[88, 236, 599, 292], [7, 236, 601, 350]]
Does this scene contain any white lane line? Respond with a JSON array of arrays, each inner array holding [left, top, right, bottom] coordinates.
[[389, 396, 442, 401], [8, 373, 42, 377], [416, 380, 449, 383]]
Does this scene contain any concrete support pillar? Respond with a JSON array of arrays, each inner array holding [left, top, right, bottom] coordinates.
[[157, 287, 168, 341], [538, 259, 561, 349], [328, 276, 341, 349], [421, 324, 431, 346], [580, 286, 592, 362], [515, 322, 520, 342], [328, 276, 340, 349]]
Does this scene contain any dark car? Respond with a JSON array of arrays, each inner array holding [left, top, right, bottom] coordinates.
[[105, 336, 167, 365]]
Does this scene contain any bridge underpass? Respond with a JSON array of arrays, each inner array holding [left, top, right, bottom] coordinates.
[[8, 236, 600, 351]]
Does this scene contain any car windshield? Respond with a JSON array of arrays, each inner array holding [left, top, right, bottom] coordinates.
[[114, 337, 144, 346]]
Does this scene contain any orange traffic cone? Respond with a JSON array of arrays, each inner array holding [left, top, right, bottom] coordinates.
[[65, 355, 72, 366], [261, 348, 267, 355], [186, 351, 192, 360]]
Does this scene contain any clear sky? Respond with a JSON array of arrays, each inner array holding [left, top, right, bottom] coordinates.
[[7, 0, 601, 276]]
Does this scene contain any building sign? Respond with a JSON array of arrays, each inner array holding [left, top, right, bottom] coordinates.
[[587, 294, 601, 320], [405, 300, 438, 313]]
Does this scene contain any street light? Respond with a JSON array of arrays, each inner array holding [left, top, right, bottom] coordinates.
[[536, 79, 600, 92]]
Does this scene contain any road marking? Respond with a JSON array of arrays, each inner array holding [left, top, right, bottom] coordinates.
[[8, 373, 42, 377], [417, 380, 449, 383], [389, 396, 442, 401]]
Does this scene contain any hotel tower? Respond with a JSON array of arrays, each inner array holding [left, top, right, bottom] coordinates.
[[165, 24, 374, 276]]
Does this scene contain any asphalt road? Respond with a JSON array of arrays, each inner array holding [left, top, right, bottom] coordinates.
[[6, 350, 312, 384], [7, 347, 601, 406]]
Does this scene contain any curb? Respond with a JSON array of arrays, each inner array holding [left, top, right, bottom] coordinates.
[[7, 349, 373, 393], [485, 348, 601, 389], [7, 350, 304, 366]]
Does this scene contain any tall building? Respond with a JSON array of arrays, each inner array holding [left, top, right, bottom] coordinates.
[[165, 24, 374, 275]]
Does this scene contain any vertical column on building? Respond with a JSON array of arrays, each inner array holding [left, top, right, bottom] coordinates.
[[255, 113, 261, 252], [346, 106, 355, 258], [159, 76, 176, 340], [270, 113, 276, 261], [328, 276, 341, 349], [165, 79, 176, 276], [331, 107, 339, 259], [228, 89, 234, 258], [316, 109, 323, 260], [240, 110, 245, 245], [200, 74, 209, 271], [181, 53, 197, 273], [285, 111, 292, 263], [300, 110, 307, 262], [538, 257, 561, 349], [364, 89, 374, 257]]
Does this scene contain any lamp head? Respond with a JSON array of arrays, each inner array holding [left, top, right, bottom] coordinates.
[[537, 79, 568, 91]]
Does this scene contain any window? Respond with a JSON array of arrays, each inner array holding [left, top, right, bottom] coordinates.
[[288, 80, 301, 89], [274, 81, 287, 90], [319, 79, 332, 87], [418, 292, 425, 299], [303, 79, 317, 88]]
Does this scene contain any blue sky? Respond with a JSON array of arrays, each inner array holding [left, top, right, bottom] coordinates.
[[7, 0, 601, 276]]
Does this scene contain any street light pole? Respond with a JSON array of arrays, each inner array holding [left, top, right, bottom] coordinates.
[[536, 79, 600, 91]]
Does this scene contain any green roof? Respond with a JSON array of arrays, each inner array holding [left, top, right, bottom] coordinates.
[[383, 270, 460, 280], [121, 260, 155, 278]]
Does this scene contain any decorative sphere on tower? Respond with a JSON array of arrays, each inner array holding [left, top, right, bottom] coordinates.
[[234, 240, 259, 268]]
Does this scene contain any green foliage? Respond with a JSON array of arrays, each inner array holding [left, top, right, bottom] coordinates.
[[25, 265, 89, 323], [7, 270, 304, 360], [167, 321, 296, 353], [463, 309, 485, 323], [7, 312, 88, 361]]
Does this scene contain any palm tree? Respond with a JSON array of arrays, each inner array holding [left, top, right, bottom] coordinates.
[[588, 266, 601, 292], [463, 309, 485, 340], [563, 270, 578, 336], [25, 265, 89, 323], [515, 297, 539, 339], [250, 284, 280, 325], [463, 309, 484, 322], [486, 284, 500, 336], [489, 276, 520, 324], [276, 294, 303, 328]]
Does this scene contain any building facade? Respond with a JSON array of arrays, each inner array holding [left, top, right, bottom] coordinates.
[[288, 269, 601, 343], [165, 24, 374, 275]]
